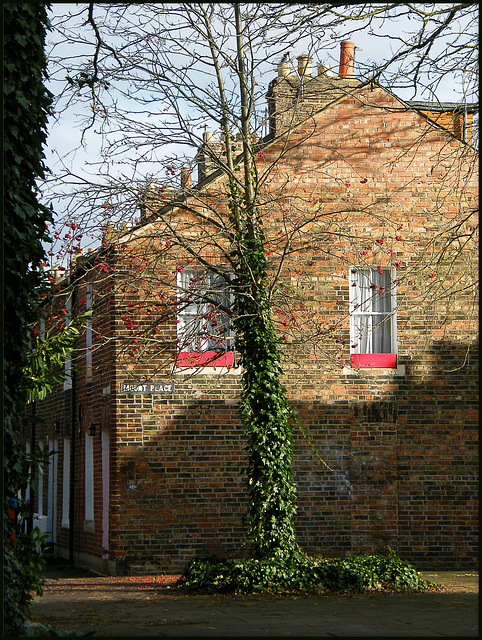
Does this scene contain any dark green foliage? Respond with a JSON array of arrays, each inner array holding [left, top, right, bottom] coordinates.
[[3, 3, 54, 635], [177, 549, 437, 594], [178, 554, 234, 592], [231, 195, 300, 561], [235, 308, 300, 560], [4, 529, 49, 632], [25, 315, 90, 402], [65, 70, 109, 90]]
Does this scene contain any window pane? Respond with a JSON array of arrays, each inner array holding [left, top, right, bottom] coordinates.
[[372, 314, 392, 352], [351, 269, 371, 312], [372, 270, 392, 313], [354, 315, 371, 352], [86, 285, 92, 380]]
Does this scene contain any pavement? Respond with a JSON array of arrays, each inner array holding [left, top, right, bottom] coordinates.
[[25, 564, 478, 637]]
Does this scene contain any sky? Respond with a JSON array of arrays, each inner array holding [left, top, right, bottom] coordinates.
[[45, 3, 475, 178], [42, 3, 477, 266]]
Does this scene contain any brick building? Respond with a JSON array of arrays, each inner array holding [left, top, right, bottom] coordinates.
[[24, 42, 478, 575]]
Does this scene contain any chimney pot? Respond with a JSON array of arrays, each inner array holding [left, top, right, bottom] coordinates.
[[297, 54, 313, 78], [339, 41, 355, 78], [278, 55, 292, 77], [181, 166, 191, 188], [318, 63, 334, 77]]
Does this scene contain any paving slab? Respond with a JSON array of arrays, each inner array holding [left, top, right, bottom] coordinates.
[[26, 569, 478, 637]]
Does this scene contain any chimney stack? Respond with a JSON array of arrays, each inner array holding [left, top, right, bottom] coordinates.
[[203, 130, 215, 144], [339, 41, 355, 78], [297, 54, 313, 78]]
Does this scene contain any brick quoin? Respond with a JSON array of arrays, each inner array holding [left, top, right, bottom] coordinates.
[[24, 46, 478, 575]]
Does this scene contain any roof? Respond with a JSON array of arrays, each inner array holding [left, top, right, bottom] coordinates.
[[406, 101, 478, 113]]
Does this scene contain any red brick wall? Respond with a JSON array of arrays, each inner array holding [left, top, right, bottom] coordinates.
[[106, 86, 476, 573], [28, 81, 478, 574]]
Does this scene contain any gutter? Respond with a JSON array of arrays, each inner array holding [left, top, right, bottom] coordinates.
[[406, 101, 478, 113]]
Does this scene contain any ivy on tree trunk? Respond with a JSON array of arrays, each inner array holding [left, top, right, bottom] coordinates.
[[235, 262, 300, 559]]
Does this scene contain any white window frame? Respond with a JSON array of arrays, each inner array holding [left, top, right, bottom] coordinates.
[[33, 439, 54, 535], [176, 268, 234, 363], [349, 266, 397, 365]]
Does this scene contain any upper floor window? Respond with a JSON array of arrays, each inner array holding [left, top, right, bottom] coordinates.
[[176, 268, 234, 367], [349, 266, 397, 368]]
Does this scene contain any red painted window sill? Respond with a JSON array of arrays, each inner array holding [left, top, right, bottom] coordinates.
[[178, 351, 235, 368], [351, 353, 397, 368]]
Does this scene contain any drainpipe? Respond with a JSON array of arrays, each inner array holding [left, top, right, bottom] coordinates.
[[68, 278, 78, 568], [27, 401, 36, 535], [69, 365, 76, 566]]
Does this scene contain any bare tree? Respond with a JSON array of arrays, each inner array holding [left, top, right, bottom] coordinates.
[[41, 2, 478, 570]]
